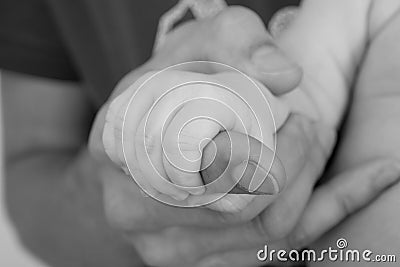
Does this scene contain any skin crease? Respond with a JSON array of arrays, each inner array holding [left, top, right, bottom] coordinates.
[[88, 6, 312, 233], [103, 70, 291, 211], [92, 1, 392, 265], [121, 1, 400, 265], [102, 0, 374, 213], [5, 3, 400, 267], [310, 6, 400, 267]]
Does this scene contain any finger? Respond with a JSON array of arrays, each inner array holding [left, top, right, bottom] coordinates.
[[160, 128, 327, 257], [273, 0, 371, 127], [101, 166, 243, 233], [142, 75, 242, 199], [162, 98, 238, 195], [196, 115, 335, 247], [191, 129, 286, 214], [201, 131, 286, 195], [134, 116, 191, 201], [117, 72, 192, 200], [195, 242, 293, 267], [92, 71, 155, 165], [125, 114, 334, 255], [98, 74, 173, 198], [102, 68, 289, 202], [103, 89, 135, 168], [95, 6, 300, 168], [153, 71, 288, 201], [132, 223, 291, 267], [255, 115, 336, 240], [288, 159, 400, 249], [93, 5, 300, 163], [204, 7, 303, 94], [152, 7, 302, 94], [276, 114, 335, 183], [172, 116, 335, 254]]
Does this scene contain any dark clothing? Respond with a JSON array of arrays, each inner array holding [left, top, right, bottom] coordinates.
[[0, 0, 299, 107]]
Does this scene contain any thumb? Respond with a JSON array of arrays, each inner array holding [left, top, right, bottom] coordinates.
[[201, 131, 286, 195], [153, 6, 302, 95], [205, 7, 303, 95]]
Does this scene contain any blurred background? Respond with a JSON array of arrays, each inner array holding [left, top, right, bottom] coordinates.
[[0, 80, 46, 266]]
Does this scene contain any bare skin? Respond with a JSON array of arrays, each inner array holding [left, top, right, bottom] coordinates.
[[1, 8, 306, 266], [310, 6, 400, 267], [2, 70, 143, 266], [3, 3, 400, 267]]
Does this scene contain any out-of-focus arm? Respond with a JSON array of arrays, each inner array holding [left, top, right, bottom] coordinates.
[[2, 70, 143, 267]]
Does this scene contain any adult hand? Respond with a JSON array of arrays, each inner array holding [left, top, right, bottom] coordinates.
[[88, 5, 400, 267]]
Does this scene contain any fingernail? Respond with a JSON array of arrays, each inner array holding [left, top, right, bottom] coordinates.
[[171, 191, 190, 201], [251, 45, 299, 74], [247, 160, 280, 194], [231, 160, 279, 195]]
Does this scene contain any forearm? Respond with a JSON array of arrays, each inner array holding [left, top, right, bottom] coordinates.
[[5, 148, 143, 267]]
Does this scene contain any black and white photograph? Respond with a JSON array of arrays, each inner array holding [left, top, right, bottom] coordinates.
[[0, 0, 399, 266]]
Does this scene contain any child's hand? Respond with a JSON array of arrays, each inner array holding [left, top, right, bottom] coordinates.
[[102, 68, 290, 211]]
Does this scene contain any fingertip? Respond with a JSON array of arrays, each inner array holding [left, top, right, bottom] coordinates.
[[246, 136, 287, 195], [249, 44, 303, 95], [170, 190, 190, 201], [256, 64, 303, 95], [203, 131, 287, 195]]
